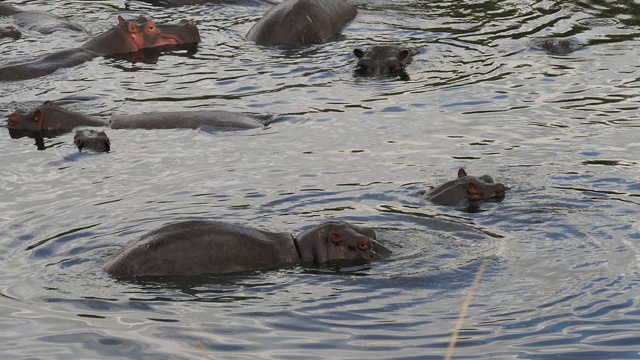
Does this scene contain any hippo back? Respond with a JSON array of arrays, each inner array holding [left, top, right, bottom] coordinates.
[[103, 220, 300, 277], [109, 110, 266, 130], [246, 0, 357, 46]]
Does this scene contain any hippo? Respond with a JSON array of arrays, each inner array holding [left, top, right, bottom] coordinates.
[[0, 15, 200, 81], [7, 101, 274, 133], [426, 169, 507, 205], [530, 37, 584, 55], [246, 0, 357, 46], [353, 45, 413, 75], [0, 25, 21, 40], [103, 220, 391, 277], [0, 3, 86, 34], [7, 101, 109, 131], [74, 129, 110, 153]]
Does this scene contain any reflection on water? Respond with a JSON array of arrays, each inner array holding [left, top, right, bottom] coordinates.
[[1, 0, 639, 359]]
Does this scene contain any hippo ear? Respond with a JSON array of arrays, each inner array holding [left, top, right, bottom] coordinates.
[[118, 15, 126, 24], [398, 49, 410, 61], [43, 100, 53, 106], [33, 109, 45, 128], [127, 20, 138, 34], [353, 49, 364, 58], [458, 168, 468, 178], [330, 231, 345, 245]]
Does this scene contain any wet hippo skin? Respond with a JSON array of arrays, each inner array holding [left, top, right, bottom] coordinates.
[[0, 3, 86, 34], [74, 129, 111, 153], [103, 220, 390, 277], [353, 45, 413, 75], [427, 169, 507, 205], [0, 25, 21, 40], [246, 0, 357, 46], [109, 111, 269, 130], [530, 37, 584, 55], [0, 16, 200, 81]]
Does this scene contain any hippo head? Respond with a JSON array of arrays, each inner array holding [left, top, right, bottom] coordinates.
[[74, 129, 110, 153], [353, 45, 413, 75], [82, 16, 200, 56], [7, 101, 54, 131], [295, 222, 390, 267], [428, 169, 507, 205]]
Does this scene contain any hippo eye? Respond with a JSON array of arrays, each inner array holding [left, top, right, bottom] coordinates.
[[357, 239, 370, 251]]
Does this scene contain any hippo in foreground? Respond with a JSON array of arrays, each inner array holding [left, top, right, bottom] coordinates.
[[7, 101, 272, 132], [103, 220, 391, 277], [0, 3, 86, 34], [74, 129, 110, 152], [426, 169, 507, 205], [0, 15, 200, 81], [246, 0, 357, 46], [354, 45, 413, 75]]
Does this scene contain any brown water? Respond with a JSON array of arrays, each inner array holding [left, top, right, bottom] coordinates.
[[1, 0, 639, 359]]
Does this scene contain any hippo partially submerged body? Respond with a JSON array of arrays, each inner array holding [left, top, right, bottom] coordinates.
[[7, 101, 271, 132], [103, 220, 390, 277], [530, 37, 584, 55], [0, 15, 200, 81], [353, 45, 413, 75], [74, 129, 111, 153], [246, 0, 357, 46], [426, 169, 507, 205], [0, 3, 86, 34]]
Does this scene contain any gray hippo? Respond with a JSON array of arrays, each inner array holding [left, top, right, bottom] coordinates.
[[109, 111, 270, 130], [0, 3, 86, 34], [0, 25, 21, 40], [103, 220, 391, 277], [246, 0, 357, 46], [8, 101, 109, 131], [426, 169, 507, 205], [7, 101, 273, 132], [353, 45, 413, 75], [530, 37, 584, 55], [0, 15, 200, 81], [74, 129, 110, 153]]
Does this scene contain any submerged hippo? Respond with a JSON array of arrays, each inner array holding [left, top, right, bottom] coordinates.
[[7, 101, 273, 132], [0, 15, 200, 81], [426, 169, 507, 205], [0, 3, 86, 34], [109, 111, 271, 130], [530, 37, 584, 55], [246, 0, 357, 46], [353, 45, 413, 75], [103, 220, 391, 277], [74, 129, 110, 153], [0, 25, 21, 40]]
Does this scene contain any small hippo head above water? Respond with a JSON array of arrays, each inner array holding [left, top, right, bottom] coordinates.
[[353, 45, 413, 75], [7, 101, 108, 131], [427, 168, 507, 205], [74, 129, 111, 153], [531, 37, 584, 56]]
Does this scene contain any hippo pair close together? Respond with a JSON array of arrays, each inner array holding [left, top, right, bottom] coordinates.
[[103, 169, 507, 278]]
